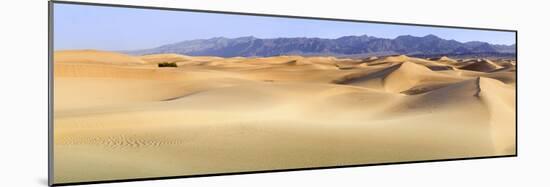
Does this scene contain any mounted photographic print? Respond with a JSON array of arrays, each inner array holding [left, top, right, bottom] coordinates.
[[49, 1, 517, 185]]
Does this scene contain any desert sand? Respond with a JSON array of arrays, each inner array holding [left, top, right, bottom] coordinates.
[[53, 50, 516, 183]]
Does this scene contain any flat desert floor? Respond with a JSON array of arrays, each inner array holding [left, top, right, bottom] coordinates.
[[53, 50, 516, 183]]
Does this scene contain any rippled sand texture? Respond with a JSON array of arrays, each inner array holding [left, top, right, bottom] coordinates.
[[53, 50, 516, 183]]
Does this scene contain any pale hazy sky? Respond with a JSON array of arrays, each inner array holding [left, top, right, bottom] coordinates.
[[54, 3, 516, 51]]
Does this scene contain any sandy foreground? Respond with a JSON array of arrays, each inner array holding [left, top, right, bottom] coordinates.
[[53, 50, 516, 183]]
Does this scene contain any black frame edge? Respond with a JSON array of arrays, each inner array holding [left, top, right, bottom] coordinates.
[[47, 0, 518, 186], [515, 30, 518, 156], [48, 1, 54, 186], [51, 155, 516, 186]]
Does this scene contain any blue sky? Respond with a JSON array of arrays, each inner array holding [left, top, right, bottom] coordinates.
[[54, 3, 516, 51]]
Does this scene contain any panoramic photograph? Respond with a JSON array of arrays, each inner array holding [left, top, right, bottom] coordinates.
[[52, 3, 516, 184]]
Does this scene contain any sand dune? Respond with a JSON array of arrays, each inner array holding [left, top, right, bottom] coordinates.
[[53, 50, 516, 183], [371, 55, 454, 70], [333, 61, 464, 93], [459, 59, 504, 72]]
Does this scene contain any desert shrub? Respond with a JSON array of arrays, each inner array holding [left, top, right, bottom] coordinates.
[[158, 62, 178, 68]]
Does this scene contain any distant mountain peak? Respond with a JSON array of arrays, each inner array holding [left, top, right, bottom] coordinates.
[[423, 34, 440, 39], [424, 34, 437, 37]]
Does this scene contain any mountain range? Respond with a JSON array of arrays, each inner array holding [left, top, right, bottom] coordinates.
[[126, 34, 516, 57]]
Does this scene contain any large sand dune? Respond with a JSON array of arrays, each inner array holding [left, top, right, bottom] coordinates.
[[459, 59, 504, 72], [53, 50, 516, 183]]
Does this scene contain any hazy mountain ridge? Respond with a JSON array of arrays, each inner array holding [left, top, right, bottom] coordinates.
[[126, 34, 516, 57]]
